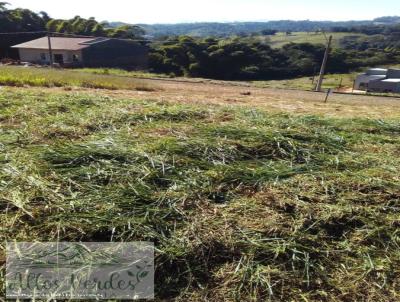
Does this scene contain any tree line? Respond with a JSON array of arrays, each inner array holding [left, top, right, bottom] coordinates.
[[141, 20, 376, 38], [0, 3, 144, 38], [334, 24, 400, 51], [148, 36, 399, 80], [1, 3, 400, 81]]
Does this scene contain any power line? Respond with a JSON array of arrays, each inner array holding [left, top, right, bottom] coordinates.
[[0, 31, 47, 35], [47, 32, 154, 43], [0, 31, 156, 43], [0, 30, 279, 46], [0, 31, 212, 45]]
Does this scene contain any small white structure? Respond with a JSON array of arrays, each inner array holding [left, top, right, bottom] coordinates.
[[355, 68, 400, 93], [354, 68, 387, 91], [369, 78, 400, 93]]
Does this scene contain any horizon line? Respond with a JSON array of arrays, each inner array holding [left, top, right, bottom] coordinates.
[[106, 16, 398, 26]]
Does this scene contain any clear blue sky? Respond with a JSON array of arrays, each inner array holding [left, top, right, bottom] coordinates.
[[8, 0, 400, 24]]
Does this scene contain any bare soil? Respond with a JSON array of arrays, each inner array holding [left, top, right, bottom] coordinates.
[[7, 78, 400, 118]]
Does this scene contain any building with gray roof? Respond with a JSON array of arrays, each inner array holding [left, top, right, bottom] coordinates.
[[355, 68, 400, 93], [12, 37, 148, 68]]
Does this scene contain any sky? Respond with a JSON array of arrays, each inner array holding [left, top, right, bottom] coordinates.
[[7, 0, 400, 24]]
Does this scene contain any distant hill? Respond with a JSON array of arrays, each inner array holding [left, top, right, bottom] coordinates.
[[106, 21, 131, 28], [373, 16, 400, 24], [104, 16, 400, 37]]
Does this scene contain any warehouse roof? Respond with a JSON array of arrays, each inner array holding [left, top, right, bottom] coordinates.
[[366, 68, 388, 76], [381, 79, 400, 83], [356, 74, 386, 82]]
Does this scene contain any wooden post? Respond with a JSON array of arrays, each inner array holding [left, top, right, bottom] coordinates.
[[338, 78, 343, 89], [324, 88, 332, 103], [315, 35, 333, 92], [47, 33, 53, 67]]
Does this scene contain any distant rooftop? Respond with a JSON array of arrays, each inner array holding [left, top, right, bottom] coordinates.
[[366, 68, 388, 76], [387, 69, 400, 78], [12, 37, 110, 51], [358, 74, 386, 80], [382, 79, 400, 83]]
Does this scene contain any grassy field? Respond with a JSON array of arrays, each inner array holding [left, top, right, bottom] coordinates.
[[0, 66, 158, 91], [267, 32, 367, 48], [75, 67, 170, 79], [1, 85, 400, 301], [253, 64, 400, 92], [253, 73, 358, 91], [0, 66, 242, 90], [3, 65, 399, 97], [0, 65, 362, 92]]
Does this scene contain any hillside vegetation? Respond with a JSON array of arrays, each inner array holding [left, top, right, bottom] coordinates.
[[2, 2, 400, 82], [267, 32, 367, 48], [0, 3, 144, 39], [149, 36, 399, 80], [139, 19, 398, 37], [1, 86, 400, 301]]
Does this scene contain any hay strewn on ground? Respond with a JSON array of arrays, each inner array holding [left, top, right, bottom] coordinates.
[[1, 87, 399, 301]]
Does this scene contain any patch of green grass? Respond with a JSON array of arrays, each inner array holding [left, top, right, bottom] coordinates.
[[253, 72, 358, 90], [267, 32, 367, 48], [253, 65, 400, 94], [0, 66, 158, 91], [1, 88, 400, 301], [75, 67, 170, 79]]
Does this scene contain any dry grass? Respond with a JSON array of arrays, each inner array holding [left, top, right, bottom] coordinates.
[[253, 73, 358, 91], [0, 66, 159, 91], [1, 86, 400, 301], [3, 66, 400, 119], [75, 67, 170, 79], [12, 77, 400, 119]]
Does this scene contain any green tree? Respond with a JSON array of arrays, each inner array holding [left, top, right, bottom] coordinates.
[[91, 23, 106, 36], [46, 19, 62, 32], [109, 25, 145, 39], [0, 2, 9, 11], [39, 11, 50, 23]]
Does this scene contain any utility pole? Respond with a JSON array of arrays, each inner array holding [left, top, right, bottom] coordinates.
[[315, 35, 332, 92], [312, 66, 317, 84], [47, 32, 53, 67]]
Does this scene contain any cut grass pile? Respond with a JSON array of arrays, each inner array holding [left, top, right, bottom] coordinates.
[[1, 88, 400, 301], [0, 66, 158, 91]]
